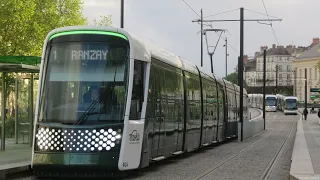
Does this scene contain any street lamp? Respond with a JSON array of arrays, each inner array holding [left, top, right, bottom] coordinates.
[[275, 64, 279, 94]]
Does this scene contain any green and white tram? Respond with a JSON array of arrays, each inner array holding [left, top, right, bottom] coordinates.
[[32, 26, 249, 177]]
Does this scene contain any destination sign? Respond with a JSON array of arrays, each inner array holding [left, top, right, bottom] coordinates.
[[71, 50, 109, 60], [310, 88, 320, 92]]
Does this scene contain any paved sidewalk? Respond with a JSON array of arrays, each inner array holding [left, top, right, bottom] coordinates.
[[290, 108, 320, 180], [0, 139, 31, 179]]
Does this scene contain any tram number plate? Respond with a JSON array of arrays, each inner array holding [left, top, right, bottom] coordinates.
[[123, 162, 128, 167], [70, 155, 97, 165]]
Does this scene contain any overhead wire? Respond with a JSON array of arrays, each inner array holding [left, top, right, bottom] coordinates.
[[204, 8, 240, 18], [181, 0, 239, 53], [244, 8, 280, 19], [261, 0, 280, 45]]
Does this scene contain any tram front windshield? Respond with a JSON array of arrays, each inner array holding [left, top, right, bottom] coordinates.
[[39, 35, 129, 125], [285, 99, 297, 109], [266, 97, 277, 106]]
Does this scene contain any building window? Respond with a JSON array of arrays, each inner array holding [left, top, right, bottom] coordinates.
[[287, 65, 290, 71], [315, 67, 317, 79], [300, 69, 302, 78], [287, 74, 290, 80], [279, 65, 282, 71], [279, 74, 282, 78], [310, 68, 312, 79]]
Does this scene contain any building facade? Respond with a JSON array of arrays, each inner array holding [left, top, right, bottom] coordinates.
[[293, 42, 320, 102], [245, 44, 294, 87]]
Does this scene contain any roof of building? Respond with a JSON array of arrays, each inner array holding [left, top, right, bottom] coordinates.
[[244, 59, 256, 72], [296, 42, 320, 59], [258, 47, 291, 56]]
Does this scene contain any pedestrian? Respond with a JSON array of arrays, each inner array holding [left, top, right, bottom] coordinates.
[[318, 108, 320, 124], [303, 108, 308, 120]]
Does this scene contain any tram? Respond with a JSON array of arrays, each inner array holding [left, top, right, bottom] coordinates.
[[265, 95, 277, 112], [283, 96, 298, 115], [31, 26, 249, 177], [276, 94, 285, 111], [248, 94, 262, 108]]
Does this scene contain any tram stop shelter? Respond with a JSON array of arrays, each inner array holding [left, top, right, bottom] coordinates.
[[0, 56, 40, 151]]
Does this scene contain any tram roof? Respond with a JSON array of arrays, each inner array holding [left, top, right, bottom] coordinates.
[[266, 94, 277, 97], [46, 26, 245, 88], [284, 96, 298, 100]]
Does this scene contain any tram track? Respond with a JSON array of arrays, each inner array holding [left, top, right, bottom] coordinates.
[[11, 112, 297, 180], [259, 118, 295, 180], [190, 119, 287, 180]]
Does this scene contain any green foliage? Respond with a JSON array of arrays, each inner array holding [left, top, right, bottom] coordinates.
[[278, 88, 293, 96], [224, 72, 238, 84], [224, 72, 248, 88], [92, 15, 113, 26], [0, 0, 114, 58], [0, 0, 87, 57]]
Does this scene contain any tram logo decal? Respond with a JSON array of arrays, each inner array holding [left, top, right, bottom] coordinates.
[[129, 130, 140, 144]]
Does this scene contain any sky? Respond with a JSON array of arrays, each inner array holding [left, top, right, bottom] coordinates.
[[82, 0, 320, 78]]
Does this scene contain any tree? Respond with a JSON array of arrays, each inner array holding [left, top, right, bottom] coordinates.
[[0, 0, 87, 57], [224, 72, 248, 88], [92, 15, 112, 26]]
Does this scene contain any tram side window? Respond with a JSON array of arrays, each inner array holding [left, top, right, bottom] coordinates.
[[130, 60, 145, 120]]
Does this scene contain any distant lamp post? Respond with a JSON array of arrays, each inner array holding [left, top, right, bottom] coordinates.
[[305, 68, 308, 109], [293, 70, 296, 96], [223, 38, 229, 78]]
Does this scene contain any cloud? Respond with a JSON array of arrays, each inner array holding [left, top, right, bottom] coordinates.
[[82, 0, 320, 77], [83, 0, 118, 9]]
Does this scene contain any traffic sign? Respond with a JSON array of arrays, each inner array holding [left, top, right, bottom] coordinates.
[[310, 88, 320, 92]]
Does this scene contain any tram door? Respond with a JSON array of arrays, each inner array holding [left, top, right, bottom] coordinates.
[[217, 86, 225, 142], [175, 94, 184, 153], [162, 67, 184, 156], [172, 70, 184, 153], [151, 64, 166, 158]]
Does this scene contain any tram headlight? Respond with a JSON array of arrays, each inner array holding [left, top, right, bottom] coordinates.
[[35, 127, 122, 152]]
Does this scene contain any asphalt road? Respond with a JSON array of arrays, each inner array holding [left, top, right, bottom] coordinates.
[[10, 110, 299, 180]]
